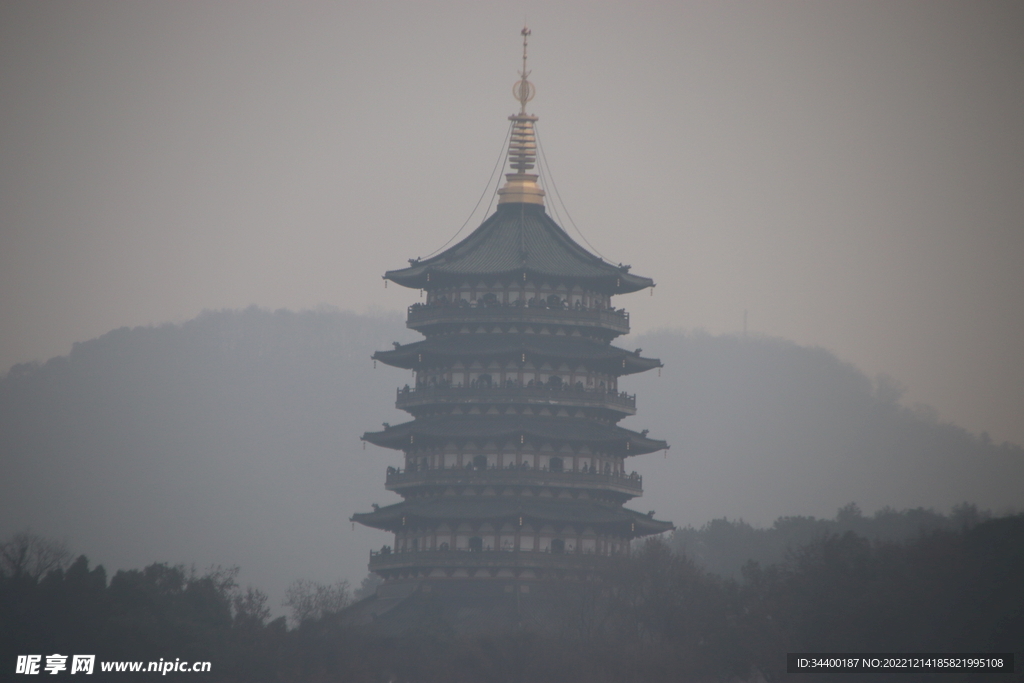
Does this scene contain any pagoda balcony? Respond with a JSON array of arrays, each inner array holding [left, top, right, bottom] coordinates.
[[406, 301, 629, 336], [396, 385, 636, 415], [368, 547, 622, 574], [384, 465, 643, 497]]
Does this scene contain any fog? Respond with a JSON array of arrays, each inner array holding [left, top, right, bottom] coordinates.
[[1, 1, 1023, 612], [1, 309, 1021, 612], [2, 1, 1022, 446]]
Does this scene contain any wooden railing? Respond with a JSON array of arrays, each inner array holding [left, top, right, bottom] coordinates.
[[395, 385, 636, 412], [384, 466, 643, 495], [406, 302, 629, 333]]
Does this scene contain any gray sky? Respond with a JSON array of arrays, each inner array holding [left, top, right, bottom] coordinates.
[[2, 1, 1023, 446]]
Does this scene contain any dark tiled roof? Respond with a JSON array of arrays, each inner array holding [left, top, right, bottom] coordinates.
[[385, 203, 654, 294], [350, 496, 673, 535], [374, 334, 661, 376], [362, 415, 668, 456]]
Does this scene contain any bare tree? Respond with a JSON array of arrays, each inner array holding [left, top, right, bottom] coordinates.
[[0, 531, 72, 580], [233, 586, 271, 628], [283, 579, 351, 625]]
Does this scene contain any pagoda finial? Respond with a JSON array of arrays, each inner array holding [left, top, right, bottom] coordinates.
[[498, 26, 545, 207], [515, 26, 534, 115]]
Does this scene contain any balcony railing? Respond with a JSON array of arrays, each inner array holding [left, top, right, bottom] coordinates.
[[368, 547, 623, 573], [385, 465, 643, 495], [406, 301, 629, 334], [395, 385, 636, 413]]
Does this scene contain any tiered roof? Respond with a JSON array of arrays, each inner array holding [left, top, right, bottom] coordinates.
[[375, 334, 662, 375], [363, 415, 668, 455], [352, 497, 672, 535], [384, 203, 654, 294]]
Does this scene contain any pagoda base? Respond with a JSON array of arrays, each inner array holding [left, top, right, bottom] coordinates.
[[340, 577, 608, 636]]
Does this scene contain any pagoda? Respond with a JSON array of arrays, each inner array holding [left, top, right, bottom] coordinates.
[[351, 29, 671, 610]]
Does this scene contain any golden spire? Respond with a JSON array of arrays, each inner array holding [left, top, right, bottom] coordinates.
[[497, 26, 545, 207]]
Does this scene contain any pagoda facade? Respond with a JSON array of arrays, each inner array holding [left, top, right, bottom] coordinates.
[[352, 29, 671, 599]]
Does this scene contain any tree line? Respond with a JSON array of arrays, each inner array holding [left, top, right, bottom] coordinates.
[[3, 510, 1021, 682], [4, 309, 1023, 614]]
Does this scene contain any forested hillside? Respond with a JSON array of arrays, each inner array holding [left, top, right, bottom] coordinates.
[[4, 516, 1022, 682], [668, 502, 992, 579], [2, 308, 1021, 609]]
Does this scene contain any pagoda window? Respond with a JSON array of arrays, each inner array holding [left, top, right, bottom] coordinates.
[[519, 535, 534, 551], [550, 539, 565, 554], [549, 457, 563, 473], [468, 537, 483, 553]]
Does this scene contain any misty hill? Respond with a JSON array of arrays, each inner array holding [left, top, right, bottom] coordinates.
[[668, 502, 994, 580], [0, 308, 413, 609], [626, 329, 1022, 527], [1, 308, 1021, 609]]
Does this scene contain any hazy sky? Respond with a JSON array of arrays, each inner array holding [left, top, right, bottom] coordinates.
[[2, 1, 1022, 446]]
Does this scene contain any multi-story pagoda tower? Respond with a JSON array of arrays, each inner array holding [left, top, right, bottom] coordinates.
[[352, 29, 671, 607]]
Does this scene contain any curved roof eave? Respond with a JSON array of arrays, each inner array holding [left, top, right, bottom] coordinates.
[[361, 416, 669, 456], [350, 498, 673, 534], [383, 203, 655, 294], [386, 267, 654, 295], [372, 335, 662, 375]]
